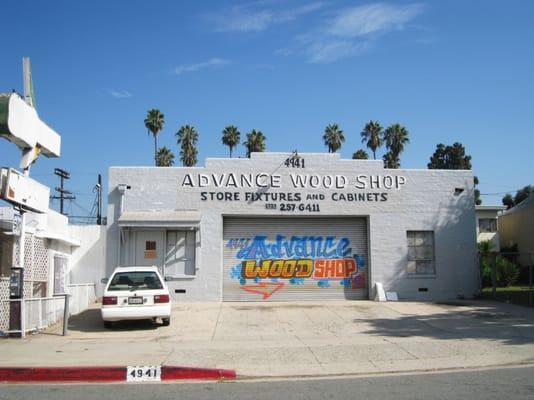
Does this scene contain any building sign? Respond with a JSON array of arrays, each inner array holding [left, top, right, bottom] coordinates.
[[181, 172, 407, 190], [181, 170, 407, 211]]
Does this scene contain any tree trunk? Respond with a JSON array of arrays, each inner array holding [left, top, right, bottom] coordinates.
[[154, 135, 158, 166], [230, 146, 233, 158]]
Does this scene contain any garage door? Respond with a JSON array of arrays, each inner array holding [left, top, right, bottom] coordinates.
[[223, 217, 368, 301]]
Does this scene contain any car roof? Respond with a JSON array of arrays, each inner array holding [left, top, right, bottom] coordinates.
[[113, 266, 160, 273]]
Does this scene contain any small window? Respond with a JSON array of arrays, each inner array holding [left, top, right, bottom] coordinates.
[[53, 255, 68, 294], [0, 232, 14, 278], [478, 218, 497, 233], [407, 231, 435, 275]]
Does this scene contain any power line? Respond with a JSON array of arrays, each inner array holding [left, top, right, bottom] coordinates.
[[481, 192, 516, 196], [50, 168, 75, 215]]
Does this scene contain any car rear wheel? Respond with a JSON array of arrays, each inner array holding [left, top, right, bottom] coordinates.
[[162, 318, 170, 326], [104, 321, 113, 329]]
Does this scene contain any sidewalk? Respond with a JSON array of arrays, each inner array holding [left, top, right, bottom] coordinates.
[[2, 300, 534, 379]]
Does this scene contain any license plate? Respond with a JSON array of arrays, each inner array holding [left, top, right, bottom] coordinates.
[[128, 296, 143, 305]]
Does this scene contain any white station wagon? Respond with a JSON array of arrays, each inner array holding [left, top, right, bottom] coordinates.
[[101, 266, 171, 328]]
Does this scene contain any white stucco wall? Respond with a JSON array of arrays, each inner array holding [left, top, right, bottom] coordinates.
[[106, 153, 478, 302], [69, 225, 107, 297]]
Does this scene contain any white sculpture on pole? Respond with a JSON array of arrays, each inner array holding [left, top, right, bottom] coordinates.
[[0, 58, 62, 338]]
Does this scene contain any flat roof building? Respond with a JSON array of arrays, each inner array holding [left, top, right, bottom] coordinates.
[[106, 152, 478, 302]]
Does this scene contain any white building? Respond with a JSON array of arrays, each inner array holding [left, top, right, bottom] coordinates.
[[0, 207, 102, 334], [106, 152, 479, 302], [475, 205, 506, 251]]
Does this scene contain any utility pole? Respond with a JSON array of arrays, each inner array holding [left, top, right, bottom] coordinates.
[[51, 168, 75, 215], [96, 174, 102, 225]]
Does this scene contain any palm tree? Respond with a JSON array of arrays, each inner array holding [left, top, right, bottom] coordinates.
[[384, 124, 410, 158], [180, 146, 198, 167], [360, 120, 383, 160], [155, 146, 175, 167], [176, 125, 199, 166], [222, 125, 241, 158], [352, 149, 369, 160], [144, 109, 165, 166], [323, 124, 345, 153], [383, 151, 400, 169], [243, 129, 266, 158]]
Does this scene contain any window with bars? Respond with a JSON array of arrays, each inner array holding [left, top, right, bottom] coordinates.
[[53, 255, 68, 294], [407, 231, 435, 275]]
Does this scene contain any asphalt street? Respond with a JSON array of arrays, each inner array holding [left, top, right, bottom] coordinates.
[[2, 366, 534, 400]]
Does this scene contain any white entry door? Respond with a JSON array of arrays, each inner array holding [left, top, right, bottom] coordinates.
[[135, 230, 165, 269]]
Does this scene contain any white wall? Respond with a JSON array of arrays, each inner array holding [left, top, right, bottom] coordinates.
[[106, 153, 478, 302], [69, 225, 107, 297]]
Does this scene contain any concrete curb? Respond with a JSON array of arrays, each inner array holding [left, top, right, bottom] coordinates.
[[0, 366, 236, 383]]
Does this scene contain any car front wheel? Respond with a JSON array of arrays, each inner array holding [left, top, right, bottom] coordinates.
[[162, 318, 170, 326]]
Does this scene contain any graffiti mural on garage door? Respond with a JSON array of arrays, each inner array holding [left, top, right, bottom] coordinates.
[[227, 235, 367, 299]]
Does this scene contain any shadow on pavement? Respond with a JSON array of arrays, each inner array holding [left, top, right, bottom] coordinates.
[[66, 309, 159, 333], [355, 303, 534, 345]]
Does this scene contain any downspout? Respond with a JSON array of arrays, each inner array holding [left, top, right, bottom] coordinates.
[[116, 184, 128, 267]]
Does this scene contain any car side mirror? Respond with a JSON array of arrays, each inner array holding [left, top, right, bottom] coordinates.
[[101, 277, 109, 284]]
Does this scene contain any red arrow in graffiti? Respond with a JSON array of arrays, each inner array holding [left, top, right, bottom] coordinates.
[[241, 282, 285, 299]]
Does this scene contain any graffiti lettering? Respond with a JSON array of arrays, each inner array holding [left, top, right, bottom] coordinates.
[[241, 282, 285, 299], [242, 259, 313, 279], [314, 259, 357, 279], [237, 235, 351, 260]]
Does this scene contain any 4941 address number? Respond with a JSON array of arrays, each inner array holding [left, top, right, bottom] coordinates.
[[127, 365, 162, 382]]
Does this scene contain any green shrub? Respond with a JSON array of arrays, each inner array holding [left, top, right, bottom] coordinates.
[[478, 240, 494, 286], [496, 256, 520, 287], [477, 241, 520, 287]]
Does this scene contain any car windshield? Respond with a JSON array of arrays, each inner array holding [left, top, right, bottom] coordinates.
[[107, 271, 163, 291]]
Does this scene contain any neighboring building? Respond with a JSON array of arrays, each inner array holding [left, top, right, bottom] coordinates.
[[0, 206, 102, 334], [499, 194, 534, 266], [106, 152, 478, 302], [475, 205, 506, 251]]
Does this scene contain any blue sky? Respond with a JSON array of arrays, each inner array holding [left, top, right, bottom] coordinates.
[[1, 0, 533, 216]]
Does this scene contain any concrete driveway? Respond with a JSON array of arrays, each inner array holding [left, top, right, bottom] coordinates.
[[2, 300, 534, 378]]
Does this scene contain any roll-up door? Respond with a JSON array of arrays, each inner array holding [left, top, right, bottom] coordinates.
[[223, 217, 368, 301]]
